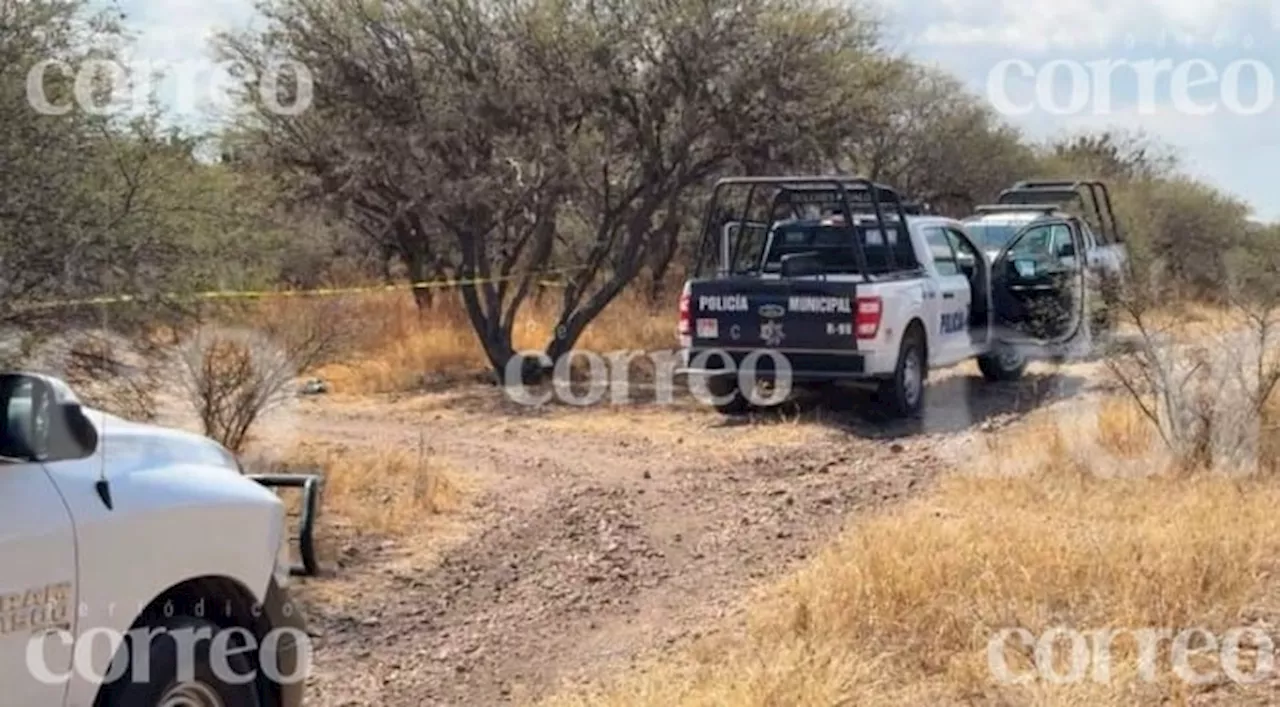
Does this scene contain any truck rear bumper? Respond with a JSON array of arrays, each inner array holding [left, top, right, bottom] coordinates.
[[679, 368, 884, 383], [678, 347, 893, 382]]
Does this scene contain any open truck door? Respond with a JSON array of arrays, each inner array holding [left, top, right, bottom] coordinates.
[[990, 216, 1088, 355], [976, 176, 1126, 354]]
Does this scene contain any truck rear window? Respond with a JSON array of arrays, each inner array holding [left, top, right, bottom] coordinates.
[[761, 223, 917, 274]]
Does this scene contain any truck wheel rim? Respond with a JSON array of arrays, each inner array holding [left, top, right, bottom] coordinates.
[[903, 348, 922, 407], [998, 348, 1023, 370], [158, 681, 225, 707]]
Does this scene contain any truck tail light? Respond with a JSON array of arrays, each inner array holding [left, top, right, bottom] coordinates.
[[855, 296, 881, 339], [678, 283, 692, 337]]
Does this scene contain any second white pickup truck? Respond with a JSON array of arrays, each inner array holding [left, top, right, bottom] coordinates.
[[677, 176, 1109, 417]]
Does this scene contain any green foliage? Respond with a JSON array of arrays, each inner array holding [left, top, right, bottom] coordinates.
[[0, 0, 303, 341], [1113, 176, 1252, 297], [838, 63, 1038, 215]]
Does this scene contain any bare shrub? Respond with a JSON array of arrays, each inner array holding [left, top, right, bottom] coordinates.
[[1107, 262, 1280, 474], [177, 300, 352, 454]]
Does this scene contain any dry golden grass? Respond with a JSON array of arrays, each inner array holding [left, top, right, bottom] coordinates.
[[277, 438, 475, 609], [286, 440, 463, 539], [542, 397, 1280, 707], [1115, 299, 1278, 346], [309, 288, 675, 394]]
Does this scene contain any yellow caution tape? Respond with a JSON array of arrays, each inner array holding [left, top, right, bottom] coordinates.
[[13, 269, 579, 312]]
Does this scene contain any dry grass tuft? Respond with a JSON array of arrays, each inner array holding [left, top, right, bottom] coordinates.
[[285, 440, 462, 541], [274, 438, 472, 608], [542, 396, 1280, 707]]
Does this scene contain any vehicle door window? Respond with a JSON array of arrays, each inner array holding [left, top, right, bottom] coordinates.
[[1011, 224, 1054, 257], [1007, 223, 1076, 258], [1002, 224, 1056, 278], [945, 229, 981, 276], [1079, 222, 1096, 251], [923, 227, 959, 276], [1048, 223, 1075, 258]]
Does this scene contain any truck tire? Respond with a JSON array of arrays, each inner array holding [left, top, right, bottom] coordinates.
[[1090, 301, 1115, 347], [706, 374, 751, 416], [1091, 271, 1121, 348], [978, 346, 1027, 382], [95, 615, 264, 707], [879, 324, 926, 419]]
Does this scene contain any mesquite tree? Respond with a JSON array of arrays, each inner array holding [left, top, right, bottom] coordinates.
[[221, 0, 891, 379]]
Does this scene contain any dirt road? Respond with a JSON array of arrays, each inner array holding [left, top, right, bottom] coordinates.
[[283, 366, 1100, 706]]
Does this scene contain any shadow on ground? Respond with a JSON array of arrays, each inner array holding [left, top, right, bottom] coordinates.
[[374, 362, 1095, 441], [713, 369, 1092, 440]]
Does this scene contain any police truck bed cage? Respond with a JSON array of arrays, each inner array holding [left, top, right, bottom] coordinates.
[[972, 203, 1062, 216], [996, 178, 1122, 244], [694, 175, 920, 278]]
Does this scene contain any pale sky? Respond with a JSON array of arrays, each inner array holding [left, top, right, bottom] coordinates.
[[116, 0, 1280, 221]]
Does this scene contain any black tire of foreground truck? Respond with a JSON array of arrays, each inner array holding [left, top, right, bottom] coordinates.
[[977, 346, 1028, 382], [879, 323, 926, 419], [95, 615, 264, 707], [707, 374, 751, 415]]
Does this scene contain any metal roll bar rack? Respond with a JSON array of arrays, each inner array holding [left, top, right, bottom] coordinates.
[[692, 175, 916, 279], [994, 179, 1123, 245]]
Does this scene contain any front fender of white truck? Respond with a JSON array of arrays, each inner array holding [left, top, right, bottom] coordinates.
[[41, 454, 287, 707]]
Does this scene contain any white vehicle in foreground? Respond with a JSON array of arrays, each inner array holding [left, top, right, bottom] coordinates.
[[677, 176, 1105, 417], [0, 372, 305, 707]]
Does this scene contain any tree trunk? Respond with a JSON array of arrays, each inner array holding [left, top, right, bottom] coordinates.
[[457, 281, 545, 385], [405, 251, 435, 310], [544, 269, 635, 361]]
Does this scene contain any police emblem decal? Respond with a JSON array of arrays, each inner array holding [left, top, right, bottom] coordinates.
[[760, 321, 785, 346]]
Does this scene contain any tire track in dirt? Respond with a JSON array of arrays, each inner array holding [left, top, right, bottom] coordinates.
[[283, 392, 960, 706]]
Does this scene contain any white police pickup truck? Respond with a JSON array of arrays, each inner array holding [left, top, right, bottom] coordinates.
[[963, 179, 1128, 338], [677, 176, 1104, 417], [0, 372, 305, 707]]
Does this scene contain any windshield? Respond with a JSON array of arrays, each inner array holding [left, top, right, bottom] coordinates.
[[965, 223, 1022, 251]]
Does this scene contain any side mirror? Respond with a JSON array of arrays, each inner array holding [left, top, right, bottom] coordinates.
[[0, 373, 99, 462], [1058, 242, 1076, 258]]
